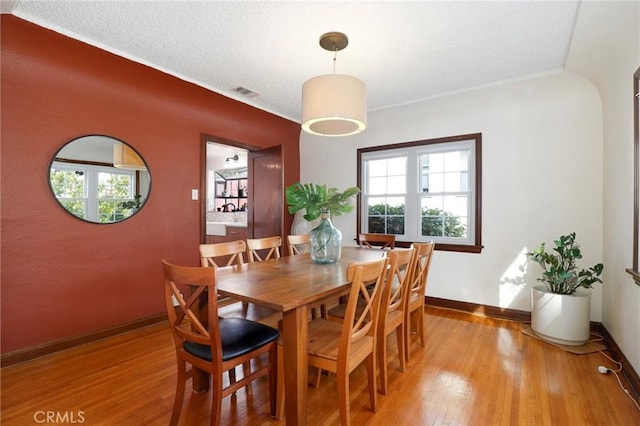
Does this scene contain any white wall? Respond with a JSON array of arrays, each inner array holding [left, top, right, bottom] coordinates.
[[566, 1, 640, 373], [301, 71, 604, 319]]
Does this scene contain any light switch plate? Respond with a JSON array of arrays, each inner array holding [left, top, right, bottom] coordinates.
[[191, 189, 198, 200]]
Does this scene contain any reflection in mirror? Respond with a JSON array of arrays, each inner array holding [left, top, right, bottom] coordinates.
[[49, 135, 151, 224]]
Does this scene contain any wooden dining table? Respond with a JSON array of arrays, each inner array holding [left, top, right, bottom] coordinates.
[[213, 246, 386, 426]]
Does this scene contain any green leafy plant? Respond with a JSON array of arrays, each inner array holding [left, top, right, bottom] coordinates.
[[528, 232, 604, 295], [286, 182, 360, 221], [118, 194, 142, 210]]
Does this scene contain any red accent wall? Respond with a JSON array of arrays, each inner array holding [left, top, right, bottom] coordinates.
[[0, 16, 301, 354]]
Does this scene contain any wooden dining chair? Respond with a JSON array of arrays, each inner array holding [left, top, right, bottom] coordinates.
[[326, 248, 415, 395], [200, 240, 281, 322], [404, 242, 435, 362], [161, 260, 279, 426], [375, 248, 415, 394], [358, 233, 396, 249], [286, 233, 310, 256], [246, 236, 282, 262], [199, 241, 246, 307], [306, 257, 388, 426], [199, 240, 246, 268], [287, 233, 329, 319]]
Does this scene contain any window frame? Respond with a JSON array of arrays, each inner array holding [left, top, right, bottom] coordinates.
[[357, 133, 483, 253]]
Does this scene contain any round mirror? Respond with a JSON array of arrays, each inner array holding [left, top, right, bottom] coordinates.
[[49, 135, 151, 224]]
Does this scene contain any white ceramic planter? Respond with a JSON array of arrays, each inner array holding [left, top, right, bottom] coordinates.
[[530, 286, 591, 346]]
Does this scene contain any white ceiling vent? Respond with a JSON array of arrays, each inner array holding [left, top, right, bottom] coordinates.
[[231, 86, 259, 98]]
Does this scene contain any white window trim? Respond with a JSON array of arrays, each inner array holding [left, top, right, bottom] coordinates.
[[357, 133, 482, 253]]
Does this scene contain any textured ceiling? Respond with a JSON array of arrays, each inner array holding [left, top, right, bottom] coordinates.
[[6, 1, 580, 123]]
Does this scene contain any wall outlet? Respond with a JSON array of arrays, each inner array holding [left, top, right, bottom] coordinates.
[[191, 189, 198, 200]]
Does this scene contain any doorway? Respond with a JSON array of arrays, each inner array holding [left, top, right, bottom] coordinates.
[[200, 135, 283, 244]]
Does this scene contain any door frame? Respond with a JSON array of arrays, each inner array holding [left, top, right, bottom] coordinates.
[[200, 134, 259, 244]]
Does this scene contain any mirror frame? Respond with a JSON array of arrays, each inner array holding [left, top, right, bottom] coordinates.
[[48, 134, 152, 224]]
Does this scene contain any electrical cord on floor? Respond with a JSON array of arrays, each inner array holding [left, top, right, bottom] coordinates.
[[588, 341, 640, 412]]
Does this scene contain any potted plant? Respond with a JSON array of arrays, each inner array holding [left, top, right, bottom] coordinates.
[[527, 232, 604, 345], [286, 182, 360, 264]]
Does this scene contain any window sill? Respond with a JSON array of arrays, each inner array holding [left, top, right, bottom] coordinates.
[[626, 268, 640, 286], [393, 241, 483, 253]]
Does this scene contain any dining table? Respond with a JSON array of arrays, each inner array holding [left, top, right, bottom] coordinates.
[[211, 246, 386, 425]]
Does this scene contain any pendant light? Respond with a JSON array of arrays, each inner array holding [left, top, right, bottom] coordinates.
[[113, 143, 146, 170], [302, 32, 367, 137]]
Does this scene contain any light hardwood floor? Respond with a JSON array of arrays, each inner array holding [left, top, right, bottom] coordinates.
[[2, 306, 639, 425]]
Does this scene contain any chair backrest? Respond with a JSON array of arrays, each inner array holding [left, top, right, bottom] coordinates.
[[287, 234, 310, 256], [359, 233, 396, 249], [341, 257, 388, 355], [162, 260, 222, 360], [381, 248, 416, 319], [408, 242, 435, 300], [246, 236, 282, 262], [199, 240, 246, 268]]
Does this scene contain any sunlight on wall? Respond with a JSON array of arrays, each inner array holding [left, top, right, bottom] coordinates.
[[498, 246, 529, 308]]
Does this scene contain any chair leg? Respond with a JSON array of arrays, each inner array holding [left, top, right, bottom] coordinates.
[[170, 359, 187, 426], [377, 330, 388, 395], [313, 368, 323, 388], [337, 365, 351, 426], [243, 361, 253, 395], [366, 352, 377, 413], [405, 311, 415, 363], [417, 306, 425, 347], [320, 303, 327, 319], [211, 365, 224, 426], [396, 324, 406, 373], [228, 368, 237, 395]]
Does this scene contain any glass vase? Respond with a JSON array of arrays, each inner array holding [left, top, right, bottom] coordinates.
[[309, 212, 342, 264]]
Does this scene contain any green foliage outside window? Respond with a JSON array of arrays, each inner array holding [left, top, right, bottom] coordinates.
[[421, 209, 467, 238], [50, 169, 86, 218], [50, 167, 138, 222], [367, 203, 466, 238]]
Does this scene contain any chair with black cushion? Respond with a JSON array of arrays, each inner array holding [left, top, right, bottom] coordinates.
[[358, 233, 396, 250], [162, 260, 279, 426], [404, 242, 435, 362]]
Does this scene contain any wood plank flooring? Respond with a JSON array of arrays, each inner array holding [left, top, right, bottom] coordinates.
[[2, 306, 639, 425]]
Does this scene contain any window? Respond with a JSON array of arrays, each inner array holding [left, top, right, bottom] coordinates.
[[50, 161, 139, 223], [357, 133, 482, 253]]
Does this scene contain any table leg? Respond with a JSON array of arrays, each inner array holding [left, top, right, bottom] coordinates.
[[282, 305, 309, 426]]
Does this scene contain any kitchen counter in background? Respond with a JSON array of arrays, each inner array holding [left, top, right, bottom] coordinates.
[[206, 221, 247, 236], [205, 212, 248, 243]]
